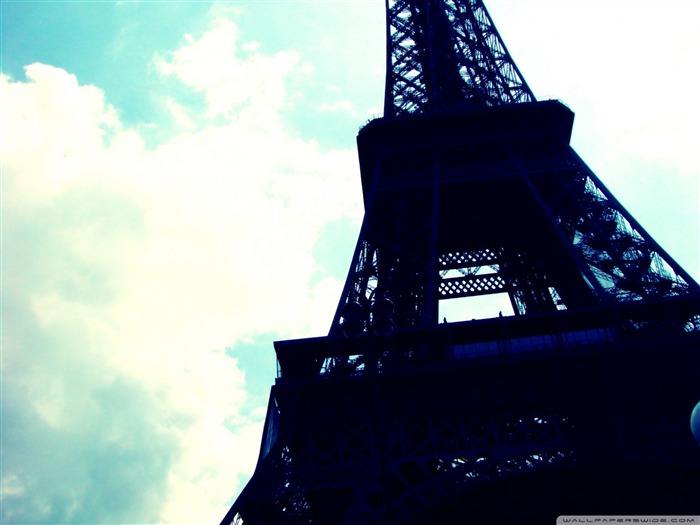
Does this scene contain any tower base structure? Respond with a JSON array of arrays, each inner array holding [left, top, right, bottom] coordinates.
[[224, 301, 700, 524]]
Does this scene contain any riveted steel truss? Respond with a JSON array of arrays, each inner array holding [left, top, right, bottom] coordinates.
[[329, 108, 699, 341], [223, 307, 700, 524], [223, 1, 700, 523], [385, 0, 534, 116], [525, 148, 696, 304], [245, 405, 576, 525]]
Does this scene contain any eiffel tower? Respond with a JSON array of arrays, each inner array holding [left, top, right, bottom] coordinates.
[[221, 1, 700, 523]]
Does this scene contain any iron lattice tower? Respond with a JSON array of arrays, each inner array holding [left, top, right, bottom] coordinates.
[[222, 1, 700, 523]]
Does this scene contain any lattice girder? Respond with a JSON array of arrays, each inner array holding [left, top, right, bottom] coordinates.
[[525, 151, 696, 302], [222, 1, 700, 523], [439, 272, 506, 298], [385, 0, 534, 116], [329, 102, 700, 341], [439, 248, 501, 269]]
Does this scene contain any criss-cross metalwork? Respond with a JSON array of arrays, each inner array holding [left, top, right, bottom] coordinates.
[[385, 0, 534, 116], [221, 2, 700, 523]]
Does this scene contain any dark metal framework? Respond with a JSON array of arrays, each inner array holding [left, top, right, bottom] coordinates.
[[222, 1, 700, 523], [329, 103, 697, 340], [384, 0, 534, 115]]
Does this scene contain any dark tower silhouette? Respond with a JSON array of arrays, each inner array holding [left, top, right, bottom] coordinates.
[[221, 1, 700, 523]]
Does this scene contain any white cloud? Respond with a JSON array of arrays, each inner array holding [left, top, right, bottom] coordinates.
[[1, 14, 361, 524], [155, 17, 301, 124], [165, 97, 198, 130]]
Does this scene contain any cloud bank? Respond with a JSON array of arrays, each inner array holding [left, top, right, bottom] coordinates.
[[2, 16, 360, 524]]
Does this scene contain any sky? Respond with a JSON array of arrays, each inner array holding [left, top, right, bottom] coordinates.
[[1, 1, 698, 523]]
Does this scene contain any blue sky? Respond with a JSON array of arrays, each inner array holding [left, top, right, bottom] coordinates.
[[1, 1, 698, 523]]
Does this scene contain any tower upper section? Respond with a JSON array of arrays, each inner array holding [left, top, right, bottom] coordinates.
[[384, 0, 535, 116]]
